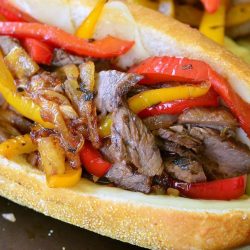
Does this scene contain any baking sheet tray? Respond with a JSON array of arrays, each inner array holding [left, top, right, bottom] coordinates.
[[0, 197, 144, 250]]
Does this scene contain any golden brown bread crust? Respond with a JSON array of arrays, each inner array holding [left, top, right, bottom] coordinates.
[[1, 1, 250, 249], [0, 157, 250, 250]]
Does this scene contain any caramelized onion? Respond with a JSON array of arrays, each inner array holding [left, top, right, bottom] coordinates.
[[66, 151, 81, 169], [28, 72, 63, 93], [79, 62, 100, 148], [4, 47, 39, 79], [38, 98, 83, 153]]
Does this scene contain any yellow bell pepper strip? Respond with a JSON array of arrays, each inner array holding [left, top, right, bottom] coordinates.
[[138, 89, 218, 117], [0, 53, 53, 128], [226, 3, 250, 27], [0, 52, 15, 91], [0, 134, 37, 159], [76, 0, 106, 39], [130, 55, 250, 137], [46, 167, 82, 188], [199, 1, 226, 45], [128, 84, 210, 114], [132, 0, 158, 10], [1, 89, 53, 128], [98, 84, 210, 137], [159, 0, 175, 17], [98, 114, 112, 138]]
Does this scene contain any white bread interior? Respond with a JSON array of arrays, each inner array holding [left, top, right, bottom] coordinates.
[[0, 0, 249, 249]]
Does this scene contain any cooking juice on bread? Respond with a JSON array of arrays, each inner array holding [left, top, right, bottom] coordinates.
[[0, 0, 249, 200]]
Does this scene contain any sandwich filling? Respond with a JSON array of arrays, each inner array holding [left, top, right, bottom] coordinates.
[[0, 0, 249, 200]]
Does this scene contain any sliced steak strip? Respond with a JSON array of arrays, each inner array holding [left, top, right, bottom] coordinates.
[[101, 140, 152, 193], [156, 128, 201, 153], [160, 140, 197, 159], [190, 127, 250, 178], [106, 162, 151, 193], [165, 157, 206, 183], [199, 156, 223, 180], [0, 108, 32, 134], [95, 70, 143, 116], [178, 108, 238, 130], [0, 36, 20, 55], [100, 139, 113, 163], [143, 114, 178, 131], [52, 48, 87, 67], [111, 107, 163, 176]]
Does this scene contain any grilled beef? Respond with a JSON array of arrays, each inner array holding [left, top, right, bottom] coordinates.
[[152, 171, 170, 191], [160, 140, 197, 159], [0, 108, 32, 134], [100, 139, 113, 162], [143, 114, 178, 130], [154, 127, 205, 182], [95, 71, 142, 115], [178, 107, 238, 130], [52, 48, 87, 67], [106, 162, 152, 193], [0, 125, 19, 143], [111, 107, 163, 176], [156, 128, 201, 153], [189, 127, 250, 178], [165, 157, 206, 183], [101, 140, 152, 193]]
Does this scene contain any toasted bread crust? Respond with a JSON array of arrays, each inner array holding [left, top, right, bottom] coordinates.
[[0, 157, 250, 250], [2, 1, 250, 249]]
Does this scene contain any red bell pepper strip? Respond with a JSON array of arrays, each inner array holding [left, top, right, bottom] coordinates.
[[0, 22, 134, 59], [0, 13, 5, 21], [208, 69, 250, 137], [129, 56, 209, 84], [200, 0, 221, 14], [0, 0, 38, 22], [138, 89, 218, 118], [80, 141, 112, 177], [22, 38, 53, 65], [130, 56, 250, 138], [173, 175, 246, 200], [0, 1, 53, 64]]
